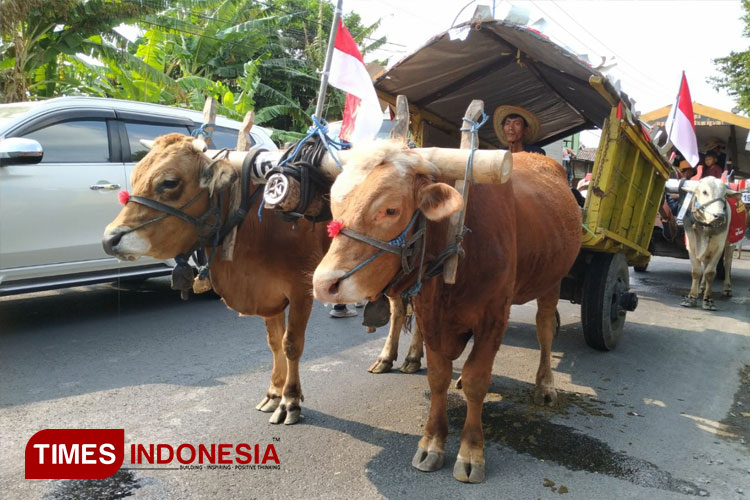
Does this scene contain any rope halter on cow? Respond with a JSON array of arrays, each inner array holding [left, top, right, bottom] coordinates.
[[688, 195, 728, 228], [326, 111, 489, 301], [329, 211, 427, 297], [119, 147, 266, 298]]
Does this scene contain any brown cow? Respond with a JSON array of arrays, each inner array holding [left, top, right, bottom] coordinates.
[[312, 140, 581, 482], [102, 133, 334, 425]]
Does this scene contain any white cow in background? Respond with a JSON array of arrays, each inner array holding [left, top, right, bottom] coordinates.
[[680, 176, 742, 310]]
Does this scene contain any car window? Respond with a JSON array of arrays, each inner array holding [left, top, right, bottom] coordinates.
[[208, 126, 249, 150], [125, 121, 191, 162], [21, 120, 110, 163]]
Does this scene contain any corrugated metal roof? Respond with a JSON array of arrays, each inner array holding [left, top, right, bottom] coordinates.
[[574, 147, 598, 162]]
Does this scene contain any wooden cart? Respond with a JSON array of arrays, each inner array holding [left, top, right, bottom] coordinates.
[[373, 18, 672, 350]]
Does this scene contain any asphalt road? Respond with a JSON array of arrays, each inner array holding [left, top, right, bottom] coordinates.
[[1, 255, 748, 500]]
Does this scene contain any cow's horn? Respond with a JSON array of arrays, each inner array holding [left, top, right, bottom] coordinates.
[[192, 139, 208, 153], [139, 139, 155, 150], [412, 148, 513, 184]]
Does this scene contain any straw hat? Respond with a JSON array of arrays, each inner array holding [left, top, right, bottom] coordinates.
[[493, 105, 541, 147]]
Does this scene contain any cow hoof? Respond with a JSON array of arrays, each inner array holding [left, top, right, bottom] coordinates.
[[368, 358, 393, 373], [680, 296, 697, 308], [256, 395, 280, 413], [412, 448, 444, 472], [268, 405, 286, 425], [399, 357, 422, 374], [702, 299, 717, 311], [455, 377, 463, 390], [453, 458, 486, 483], [533, 386, 558, 407], [723, 289, 732, 297], [284, 406, 301, 425]]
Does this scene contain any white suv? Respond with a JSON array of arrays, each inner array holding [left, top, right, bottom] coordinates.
[[0, 97, 277, 296]]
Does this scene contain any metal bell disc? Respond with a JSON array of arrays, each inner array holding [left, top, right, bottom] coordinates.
[[264, 173, 290, 207]]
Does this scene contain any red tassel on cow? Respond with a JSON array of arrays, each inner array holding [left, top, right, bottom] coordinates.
[[327, 220, 344, 238], [118, 190, 130, 205]]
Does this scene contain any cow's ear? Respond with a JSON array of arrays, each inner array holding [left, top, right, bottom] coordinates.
[[200, 160, 237, 194], [725, 188, 742, 199], [417, 182, 463, 221]]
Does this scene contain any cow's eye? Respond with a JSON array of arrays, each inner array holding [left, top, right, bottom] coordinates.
[[702, 190, 708, 196], [385, 208, 398, 216], [160, 179, 180, 190]]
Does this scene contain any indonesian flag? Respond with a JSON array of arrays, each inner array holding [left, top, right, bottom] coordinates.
[[328, 19, 382, 143], [665, 72, 699, 167]]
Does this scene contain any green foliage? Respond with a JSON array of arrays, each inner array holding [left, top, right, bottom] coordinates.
[[0, 0, 150, 102], [0, 0, 385, 141], [712, 0, 750, 113]]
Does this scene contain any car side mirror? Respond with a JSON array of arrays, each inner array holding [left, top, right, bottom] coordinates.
[[0, 137, 43, 166]]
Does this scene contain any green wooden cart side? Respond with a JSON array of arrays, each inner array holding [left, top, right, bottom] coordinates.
[[581, 106, 672, 268]]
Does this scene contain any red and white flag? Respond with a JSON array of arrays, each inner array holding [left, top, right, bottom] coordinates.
[[328, 19, 382, 143], [665, 72, 699, 167]]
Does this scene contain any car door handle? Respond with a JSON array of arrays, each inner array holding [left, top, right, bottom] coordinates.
[[90, 183, 121, 191]]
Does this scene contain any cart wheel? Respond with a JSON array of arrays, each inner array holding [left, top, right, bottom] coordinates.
[[581, 253, 635, 351]]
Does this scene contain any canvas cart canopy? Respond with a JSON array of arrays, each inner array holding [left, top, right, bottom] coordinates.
[[374, 19, 632, 148]]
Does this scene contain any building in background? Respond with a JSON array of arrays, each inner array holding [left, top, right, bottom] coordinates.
[[641, 103, 750, 178]]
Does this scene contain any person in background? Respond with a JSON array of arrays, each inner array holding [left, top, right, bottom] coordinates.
[[493, 105, 545, 155], [704, 150, 724, 178], [330, 301, 366, 318], [678, 159, 697, 180], [331, 303, 357, 318], [704, 138, 727, 170], [562, 145, 576, 186]]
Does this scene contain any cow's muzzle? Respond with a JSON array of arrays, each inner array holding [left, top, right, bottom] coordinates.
[[102, 230, 124, 257]]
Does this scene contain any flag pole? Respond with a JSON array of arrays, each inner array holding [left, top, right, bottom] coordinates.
[[666, 71, 683, 141], [314, 0, 344, 121]]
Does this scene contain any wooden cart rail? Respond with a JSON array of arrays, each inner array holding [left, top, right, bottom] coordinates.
[[581, 106, 672, 267]]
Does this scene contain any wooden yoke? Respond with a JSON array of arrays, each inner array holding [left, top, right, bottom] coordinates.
[[197, 97, 217, 146], [220, 111, 255, 261], [390, 95, 410, 143], [192, 97, 219, 293], [443, 100, 484, 285]]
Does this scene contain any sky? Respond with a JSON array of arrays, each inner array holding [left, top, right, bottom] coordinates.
[[342, 0, 748, 143]]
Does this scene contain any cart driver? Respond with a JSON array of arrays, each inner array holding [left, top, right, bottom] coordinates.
[[493, 105, 546, 155]]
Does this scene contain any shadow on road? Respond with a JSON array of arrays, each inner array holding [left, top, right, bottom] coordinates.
[[0, 278, 380, 408]]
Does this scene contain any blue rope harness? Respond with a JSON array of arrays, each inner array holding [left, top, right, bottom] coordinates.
[[257, 115, 346, 221], [192, 122, 216, 140]]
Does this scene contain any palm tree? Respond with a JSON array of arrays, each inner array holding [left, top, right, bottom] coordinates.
[[0, 0, 157, 102]]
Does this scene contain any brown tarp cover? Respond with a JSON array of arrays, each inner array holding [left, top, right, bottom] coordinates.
[[375, 20, 628, 148]]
